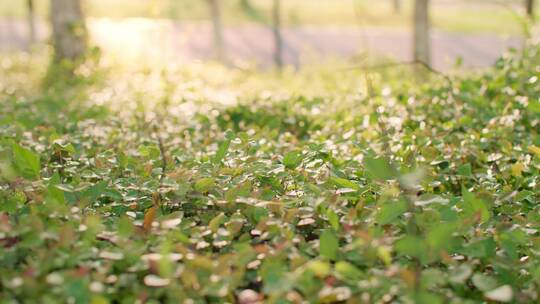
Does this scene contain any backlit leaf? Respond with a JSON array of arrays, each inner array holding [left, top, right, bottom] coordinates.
[[11, 142, 40, 179], [319, 229, 339, 260], [364, 156, 395, 181]]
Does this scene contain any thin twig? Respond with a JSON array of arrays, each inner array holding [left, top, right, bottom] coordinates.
[[153, 125, 167, 185], [343, 60, 453, 84], [151, 123, 168, 212], [491, 0, 531, 39]]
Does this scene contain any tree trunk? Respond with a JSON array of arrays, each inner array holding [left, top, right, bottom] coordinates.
[[50, 0, 87, 62], [272, 0, 283, 69], [393, 0, 401, 13], [413, 0, 430, 67], [526, 0, 535, 20], [208, 0, 225, 61], [27, 0, 36, 46]]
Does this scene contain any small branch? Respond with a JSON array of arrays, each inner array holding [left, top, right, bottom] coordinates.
[[491, 0, 532, 38], [151, 124, 168, 212], [344, 60, 453, 84], [153, 125, 167, 185]]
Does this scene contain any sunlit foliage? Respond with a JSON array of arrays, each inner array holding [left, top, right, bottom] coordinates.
[[0, 44, 539, 303]]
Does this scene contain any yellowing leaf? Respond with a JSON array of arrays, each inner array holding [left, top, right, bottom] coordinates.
[[511, 162, 524, 177], [306, 260, 331, 277], [143, 206, 157, 232], [335, 261, 363, 280], [528, 145, 540, 157], [90, 295, 109, 304], [209, 212, 225, 232], [194, 178, 215, 193], [377, 246, 392, 265]]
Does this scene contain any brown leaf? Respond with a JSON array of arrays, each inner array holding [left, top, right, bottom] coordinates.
[[143, 206, 157, 232]]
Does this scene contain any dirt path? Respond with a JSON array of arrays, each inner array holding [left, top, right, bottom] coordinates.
[[0, 18, 522, 70]]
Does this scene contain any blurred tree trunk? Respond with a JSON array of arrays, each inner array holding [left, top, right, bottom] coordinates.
[[207, 0, 225, 61], [526, 0, 535, 20], [393, 0, 401, 13], [27, 0, 36, 46], [413, 0, 430, 67], [50, 0, 87, 62], [272, 0, 283, 70]]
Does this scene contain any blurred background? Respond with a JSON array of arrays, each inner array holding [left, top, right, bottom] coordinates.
[[0, 0, 536, 71]]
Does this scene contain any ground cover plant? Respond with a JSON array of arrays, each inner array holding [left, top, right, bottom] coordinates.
[[0, 43, 540, 303]]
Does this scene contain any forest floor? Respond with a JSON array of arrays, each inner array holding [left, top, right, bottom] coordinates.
[[0, 18, 523, 71], [1, 33, 539, 302]]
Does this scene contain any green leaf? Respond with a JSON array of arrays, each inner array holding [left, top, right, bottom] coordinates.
[[416, 292, 443, 304], [1, 190, 24, 213], [319, 229, 339, 260], [80, 181, 108, 204], [11, 142, 40, 179], [261, 258, 289, 294], [46, 172, 65, 205], [225, 181, 252, 201], [213, 138, 231, 164], [449, 264, 472, 284], [66, 279, 90, 304], [364, 156, 395, 181], [306, 260, 331, 277], [499, 229, 527, 260], [457, 163, 472, 177], [283, 151, 303, 169], [328, 176, 360, 191], [138, 144, 160, 159], [244, 206, 269, 223], [0, 158, 17, 181], [117, 216, 134, 238], [375, 199, 408, 225], [194, 178, 215, 193], [421, 269, 446, 289], [326, 209, 340, 230], [335, 261, 363, 281], [459, 238, 496, 258], [472, 274, 498, 292], [209, 212, 226, 232], [461, 188, 490, 223], [427, 222, 455, 251], [395, 235, 425, 258]]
